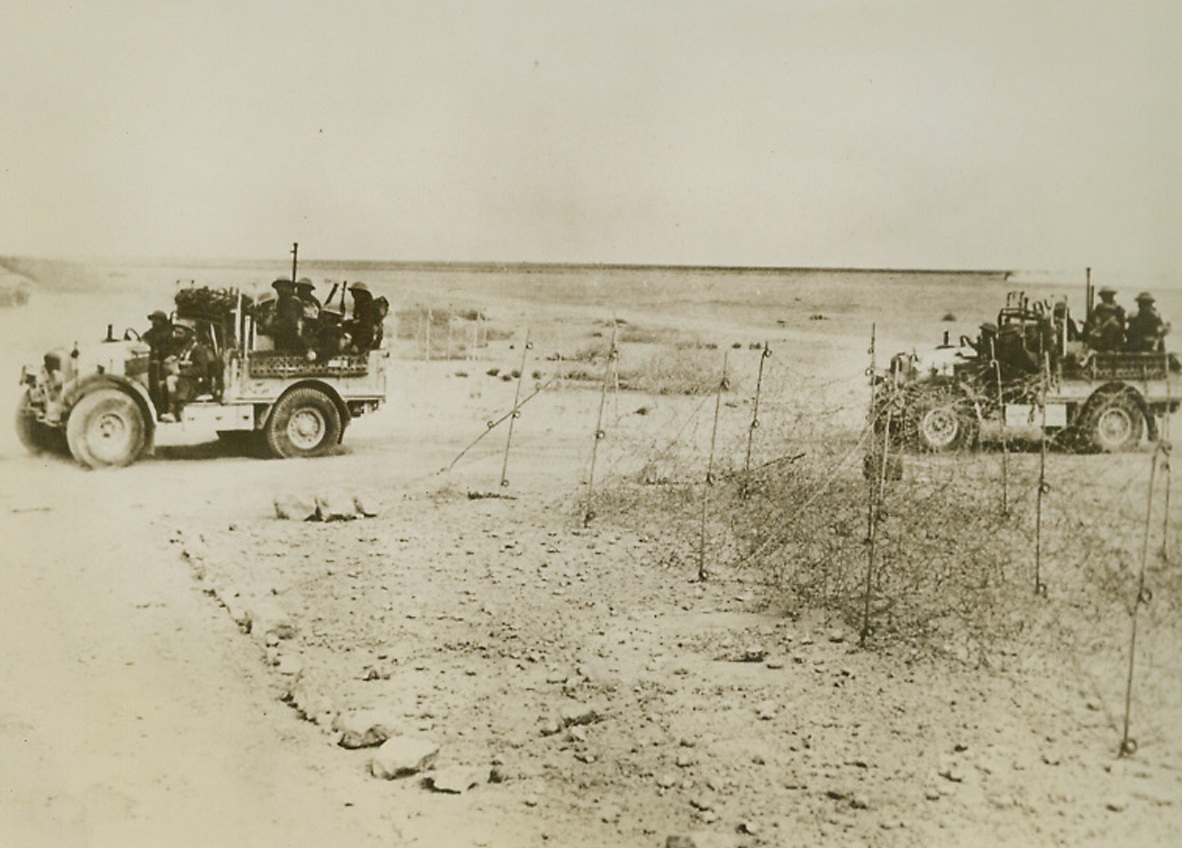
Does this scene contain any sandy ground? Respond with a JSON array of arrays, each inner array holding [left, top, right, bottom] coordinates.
[[1, 267, 1180, 847]]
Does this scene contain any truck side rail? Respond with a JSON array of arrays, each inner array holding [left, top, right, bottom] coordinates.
[[1061, 351, 1178, 382], [247, 350, 369, 379]]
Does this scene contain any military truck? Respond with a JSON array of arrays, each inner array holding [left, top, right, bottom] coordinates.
[[16, 283, 388, 468], [874, 291, 1180, 453]]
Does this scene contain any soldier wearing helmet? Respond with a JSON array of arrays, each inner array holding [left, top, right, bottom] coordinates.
[[271, 278, 305, 352], [347, 282, 385, 352], [294, 278, 322, 353], [1085, 286, 1126, 351], [142, 309, 175, 414], [1126, 291, 1171, 353]]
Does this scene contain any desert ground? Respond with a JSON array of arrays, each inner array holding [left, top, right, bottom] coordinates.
[[0, 258, 1179, 847]]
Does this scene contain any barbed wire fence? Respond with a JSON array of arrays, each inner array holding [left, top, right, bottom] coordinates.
[[432, 314, 1178, 757]]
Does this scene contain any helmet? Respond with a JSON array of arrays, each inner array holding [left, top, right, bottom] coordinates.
[[1136, 291, 1155, 303], [349, 282, 371, 296], [272, 278, 294, 290], [979, 322, 998, 334], [148, 310, 168, 322], [295, 277, 315, 290], [1099, 286, 1117, 296]]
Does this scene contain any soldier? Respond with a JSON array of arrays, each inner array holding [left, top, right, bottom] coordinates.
[[972, 321, 998, 358], [314, 304, 350, 359], [1086, 286, 1126, 351], [271, 278, 304, 352], [1126, 292, 1171, 353], [295, 278, 322, 353], [1052, 301, 1081, 343], [163, 319, 221, 421], [346, 282, 385, 352], [142, 310, 174, 414], [143, 310, 173, 353]]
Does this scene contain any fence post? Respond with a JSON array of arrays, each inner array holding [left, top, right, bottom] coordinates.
[[741, 343, 771, 497], [499, 328, 532, 488], [697, 349, 729, 582], [1034, 352, 1051, 596], [861, 405, 892, 646], [990, 338, 1009, 516], [1120, 447, 1162, 757], [584, 323, 619, 526]]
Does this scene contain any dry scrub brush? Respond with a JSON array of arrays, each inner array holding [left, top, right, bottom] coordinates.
[[589, 356, 1180, 667]]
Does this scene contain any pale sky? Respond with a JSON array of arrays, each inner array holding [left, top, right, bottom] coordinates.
[[2, 1, 1180, 274]]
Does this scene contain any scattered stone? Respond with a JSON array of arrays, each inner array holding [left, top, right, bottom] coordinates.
[[665, 834, 743, 848], [539, 720, 562, 737], [428, 767, 485, 794], [369, 736, 440, 780], [657, 773, 677, 789], [335, 710, 402, 749], [523, 795, 539, 807], [765, 659, 785, 670], [274, 494, 317, 521], [938, 761, 967, 783], [275, 654, 303, 676], [754, 700, 777, 721], [690, 796, 713, 811], [676, 752, 696, 768], [559, 703, 603, 727], [247, 600, 296, 642], [316, 492, 358, 522], [284, 678, 337, 727], [546, 669, 570, 684], [741, 645, 766, 663], [1105, 797, 1129, 813], [353, 492, 381, 517], [567, 726, 587, 744], [827, 629, 846, 644]]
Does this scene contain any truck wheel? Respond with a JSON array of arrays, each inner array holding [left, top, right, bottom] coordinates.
[[65, 388, 148, 468], [264, 388, 342, 459], [1085, 392, 1144, 452], [908, 392, 978, 452]]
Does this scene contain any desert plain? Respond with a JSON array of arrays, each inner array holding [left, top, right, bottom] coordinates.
[[0, 257, 1179, 848]]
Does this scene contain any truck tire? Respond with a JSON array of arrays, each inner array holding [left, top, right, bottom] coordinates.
[[65, 388, 148, 468], [907, 391, 978, 452], [1084, 392, 1144, 452], [264, 387, 342, 459]]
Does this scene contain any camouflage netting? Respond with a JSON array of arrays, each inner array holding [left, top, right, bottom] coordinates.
[[174, 286, 251, 321]]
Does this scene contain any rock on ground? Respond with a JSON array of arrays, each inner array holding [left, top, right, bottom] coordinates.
[[246, 600, 296, 643], [666, 833, 748, 848], [369, 736, 440, 780], [559, 702, 603, 727], [315, 492, 359, 522], [333, 710, 402, 749], [274, 494, 317, 521], [428, 767, 485, 794]]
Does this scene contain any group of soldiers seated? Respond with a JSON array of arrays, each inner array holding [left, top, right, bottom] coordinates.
[[973, 287, 1171, 376], [259, 278, 387, 360], [142, 310, 221, 421], [1085, 287, 1171, 353]]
